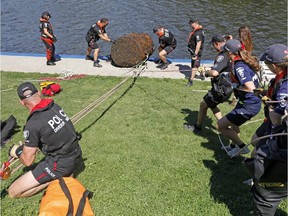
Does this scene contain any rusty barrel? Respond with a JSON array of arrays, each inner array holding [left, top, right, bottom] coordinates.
[[111, 33, 154, 67]]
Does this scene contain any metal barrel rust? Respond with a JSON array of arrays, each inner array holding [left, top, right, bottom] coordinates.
[[111, 33, 154, 67]]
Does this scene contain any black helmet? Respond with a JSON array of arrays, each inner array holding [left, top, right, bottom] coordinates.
[[42, 11, 51, 18]]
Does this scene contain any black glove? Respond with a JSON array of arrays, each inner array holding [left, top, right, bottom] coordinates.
[[253, 88, 267, 98], [52, 36, 57, 42], [9, 144, 23, 158], [110, 39, 115, 44]]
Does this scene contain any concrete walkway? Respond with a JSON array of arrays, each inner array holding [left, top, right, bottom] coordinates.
[[0, 53, 214, 81], [1, 52, 273, 81]]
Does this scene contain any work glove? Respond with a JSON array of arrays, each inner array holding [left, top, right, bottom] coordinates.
[[253, 88, 267, 98], [261, 95, 270, 103], [52, 36, 57, 42], [9, 142, 24, 158], [110, 39, 115, 44]]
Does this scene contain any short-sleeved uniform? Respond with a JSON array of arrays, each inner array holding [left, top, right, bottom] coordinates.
[[187, 28, 205, 68], [159, 29, 177, 54], [255, 72, 288, 137], [86, 23, 106, 49], [204, 51, 232, 108], [226, 60, 262, 126], [24, 99, 82, 184]]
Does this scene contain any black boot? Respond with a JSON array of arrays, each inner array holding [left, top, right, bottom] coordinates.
[[47, 61, 56, 66]]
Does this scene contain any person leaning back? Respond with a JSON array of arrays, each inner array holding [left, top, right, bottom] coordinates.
[[85, 18, 113, 67], [8, 82, 82, 198]]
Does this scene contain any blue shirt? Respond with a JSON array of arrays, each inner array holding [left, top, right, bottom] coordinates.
[[232, 60, 261, 105]]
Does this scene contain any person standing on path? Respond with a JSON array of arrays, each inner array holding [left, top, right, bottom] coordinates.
[[85, 18, 113, 67], [39, 11, 58, 66], [187, 17, 205, 86]]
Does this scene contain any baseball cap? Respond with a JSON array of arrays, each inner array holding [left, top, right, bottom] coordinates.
[[42, 11, 51, 18], [188, 17, 198, 24], [210, 34, 226, 44], [221, 39, 242, 54], [17, 82, 38, 100], [153, 26, 162, 33], [260, 44, 288, 64]]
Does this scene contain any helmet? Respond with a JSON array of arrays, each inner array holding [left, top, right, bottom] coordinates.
[[42, 11, 51, 19]]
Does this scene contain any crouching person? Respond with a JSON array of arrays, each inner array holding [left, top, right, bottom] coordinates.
[[8, 82, 82, 198]]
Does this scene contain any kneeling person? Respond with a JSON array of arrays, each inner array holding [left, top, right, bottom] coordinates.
[[8, 82, 82, 198]]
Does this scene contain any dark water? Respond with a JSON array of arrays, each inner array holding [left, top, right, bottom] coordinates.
[[1, 0, 287, 60]]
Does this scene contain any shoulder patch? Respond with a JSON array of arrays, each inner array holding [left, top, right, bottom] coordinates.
[[236, 67, 245, 78], [23, 130, 30, 140], [216, 55, 224, 62]]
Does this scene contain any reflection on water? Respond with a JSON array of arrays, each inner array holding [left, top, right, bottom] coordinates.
[[1, 0, 287, 59]]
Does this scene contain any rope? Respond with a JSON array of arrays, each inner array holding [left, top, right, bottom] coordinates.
[[230, 132, 288, 158], [3, 60, 147, 179]]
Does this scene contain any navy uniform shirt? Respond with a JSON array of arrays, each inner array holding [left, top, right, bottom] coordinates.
[[232, 60, 261, 104]]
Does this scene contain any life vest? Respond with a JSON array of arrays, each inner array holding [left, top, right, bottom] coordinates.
[[267, 70, 287, 100], [39, 82, 62, 97], [39, 18, 54, 37], [229, 56, 242, 84], [187, 25, 203, 42]]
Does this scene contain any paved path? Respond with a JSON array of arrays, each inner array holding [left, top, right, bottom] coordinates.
[[0, 53, 214, 81], [1, 53, 273, 81]]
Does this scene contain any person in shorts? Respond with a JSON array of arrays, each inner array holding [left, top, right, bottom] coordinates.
[[186, 17, 205, 86], [8, 82, 82, 198], [85, 18, 113, 67], [153, 26, 177, 70], [216, 39, 262, 158]]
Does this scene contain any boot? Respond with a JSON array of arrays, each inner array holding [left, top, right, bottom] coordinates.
[[47, 61, 56, 66]]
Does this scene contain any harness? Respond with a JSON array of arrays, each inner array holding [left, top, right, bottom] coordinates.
[[39, 18, 53, 38], [210, 73, 233, 102], [267, 70, 287, 100]]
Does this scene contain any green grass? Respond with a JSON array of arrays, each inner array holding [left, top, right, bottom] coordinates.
[[0, 71, 287, 216]]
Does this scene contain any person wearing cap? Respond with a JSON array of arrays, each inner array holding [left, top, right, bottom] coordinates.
[[85, 18, 113, 67], [153, 26, 177, 70], [184, 34, 232, 132], [186, 17, 205, 86], [250, 44, 288, 153], [243, 43, 288, 215], [39, 11, 58, 66], [216, 39, 262, 158], [8, 82, 82, 198]]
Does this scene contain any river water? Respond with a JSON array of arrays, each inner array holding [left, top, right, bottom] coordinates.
[[1, 0, 287, 60]]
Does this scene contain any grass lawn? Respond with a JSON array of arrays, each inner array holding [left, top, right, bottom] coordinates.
[[0, 71, 287, 216]]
